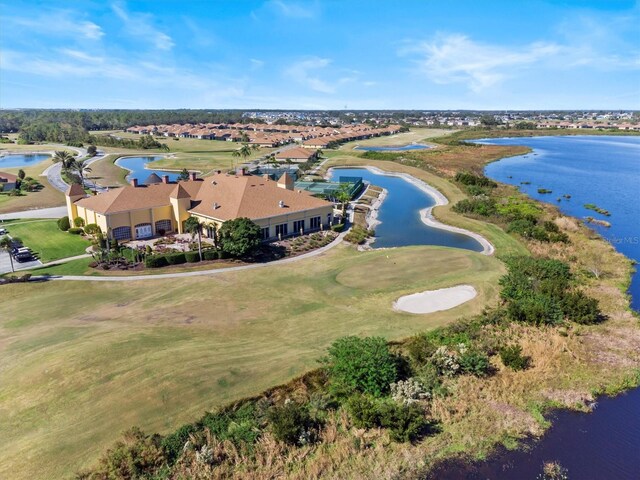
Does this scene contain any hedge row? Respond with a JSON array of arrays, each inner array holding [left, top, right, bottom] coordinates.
[[145, 250, 229, 268]]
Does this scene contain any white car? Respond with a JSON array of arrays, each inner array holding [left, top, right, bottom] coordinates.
[[0, 228, 7, 235]]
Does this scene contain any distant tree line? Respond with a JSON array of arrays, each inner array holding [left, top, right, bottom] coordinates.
[[0, 109, 257, 133]]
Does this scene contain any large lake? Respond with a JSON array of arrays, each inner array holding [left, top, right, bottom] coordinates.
[[468, 135, 640, 479], [329, 167, 484, 252], [0, 153, 50, 168]]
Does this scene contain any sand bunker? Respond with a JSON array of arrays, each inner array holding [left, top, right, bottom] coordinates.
[[393, 285, 477, 314]]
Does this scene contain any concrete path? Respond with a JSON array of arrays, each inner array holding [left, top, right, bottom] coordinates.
[[32, 231, 348, 282], [42, 148, 109, 194]]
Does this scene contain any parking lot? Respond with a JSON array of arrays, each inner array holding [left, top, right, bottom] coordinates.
[[0, 249, 42, 274]]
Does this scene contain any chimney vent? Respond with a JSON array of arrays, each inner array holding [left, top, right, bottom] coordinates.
[[130, 178, 138, 187], [162, 175, 169, 184], [213, 202, 219, 209], [278, 200, 284, 208], [189, 171, 197, 181]]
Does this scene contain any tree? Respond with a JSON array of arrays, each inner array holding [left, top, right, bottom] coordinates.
[[70, 158, 92, 188], [335, 184, 352, 220], [232, 143, 258, 168], [218, 217, 261, 257], [87, 145, 97, 156], [0, 235, 15, 273], [324, 336, 398, 398], [239, 131, 250, 143], [177, 168, 190, 181], [52, 150, 76, 170], [184, 216, 203, 261], [17, 169, 25, 180]]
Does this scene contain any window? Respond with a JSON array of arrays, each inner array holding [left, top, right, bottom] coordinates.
[[309, 216, 321, 229], [112, 226, 132, 241], [275, 223, 288, 237], [155, 219, 172, 235], [135, 223, 153, 239], [293, 219, 305, 233], [260, 227, 270, 240]]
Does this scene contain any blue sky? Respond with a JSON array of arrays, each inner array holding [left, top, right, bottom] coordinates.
[[1, 0, 639, 109]]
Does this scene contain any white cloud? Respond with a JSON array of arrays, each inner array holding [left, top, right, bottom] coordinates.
[[111, 1, 174, 50], [285, 57, 334, 93], [402, 34, 561, 92], [266, 0, 318, 18], [79, 21, 105, 40], [5, 11, 104, 40], [250, 58, 265, 70]]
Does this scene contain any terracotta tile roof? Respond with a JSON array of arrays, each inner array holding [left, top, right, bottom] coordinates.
[[0, 171, 18, 183], [275, 146, 314, 160], [75, 181, 202, 214], [188, 172, 332, 221], [65, 183, 85, 196]]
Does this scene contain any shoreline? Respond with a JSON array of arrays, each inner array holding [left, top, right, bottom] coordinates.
[[328, 165, 495, 255]]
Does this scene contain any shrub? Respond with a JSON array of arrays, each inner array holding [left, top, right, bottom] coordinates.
[[390, 378, 431, 405], [268, 401, 318, 446], [407, 333, 438, 366], [344, 225, 370, 244], [452, 197, 497, 216], [162, 424, 196, 463], [68, 227, 83, 235], [165, 252, 186, 265], [431, 345, 462, 377], [84, 223, 101, 235], [506, 294, 564, 325], [74, 216, 85, 228], [499, 344, 530, 371], [454, 172, 497, 188], [81, 427, 166, 479], [562, 291, 603, 325], [458, 347, 492, 377], [203, 250, 219, 261], [57, 216, 70, 231], [185, 251, 201, 263], [145, 255, 168, 268], [325, 336, 398, 397], [346, 395, 428, 443], [218, 217, 261, 257], [200, 403, 261, 446], [331, 223, 345, 232]]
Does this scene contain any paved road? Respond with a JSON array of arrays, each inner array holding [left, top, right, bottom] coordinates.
[[41, 147, 109, 194], [0, 206, 67, 221]]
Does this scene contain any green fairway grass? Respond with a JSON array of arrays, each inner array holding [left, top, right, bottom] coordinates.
[[0, 244, 504, 479]]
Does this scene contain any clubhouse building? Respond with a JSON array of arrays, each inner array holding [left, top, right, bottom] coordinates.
[[65, 170, 335, 242]]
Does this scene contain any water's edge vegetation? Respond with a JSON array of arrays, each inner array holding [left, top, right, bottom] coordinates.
[[78, 134, 639, 479]]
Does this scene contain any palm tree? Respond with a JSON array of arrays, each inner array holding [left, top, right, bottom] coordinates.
[[0, 235, 15, 273], [185, 216, 203, 261], [70, 158, 92, 188], [231, 143, 258, 169], [52, 150, 75, 170], [335, 184, 352, 221]]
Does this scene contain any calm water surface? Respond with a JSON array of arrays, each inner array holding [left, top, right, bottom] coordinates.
[[463, 135, 640, 479], [329, 167, 483, 252], [115, 156, 179, 182], [354, 144, 431, 152], [0, 153, 50, 168]]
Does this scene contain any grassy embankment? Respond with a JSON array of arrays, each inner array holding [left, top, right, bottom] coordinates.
[[0, 219, 90, 263]]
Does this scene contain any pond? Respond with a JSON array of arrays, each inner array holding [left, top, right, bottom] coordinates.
[[329, 167, 484, 252], [115, 156, 180, 183], [0, 153, 51, 168], [354, 144, 431, 152]]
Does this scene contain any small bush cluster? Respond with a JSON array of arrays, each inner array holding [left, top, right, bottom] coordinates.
[[346, 395, 429, 443], [500, 256, 603, 325], [68, 227, 84, 235], [507, 218, 569, 243], [144, 251, 204, 268], [499, 344, 530, 371], [57, 216, 70, 231], [344, 225, 374, 244], [268, 401, 321, 446], [452, 196, 497, 216]]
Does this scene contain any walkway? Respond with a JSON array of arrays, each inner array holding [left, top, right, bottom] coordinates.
[[32, 231, 349, 282], [0, 206, 67, 221]]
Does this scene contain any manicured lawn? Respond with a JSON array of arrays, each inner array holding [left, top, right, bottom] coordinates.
[[339, 127, 455, 150], [0, 244, 504, 480], [2, 219, 90, 262]]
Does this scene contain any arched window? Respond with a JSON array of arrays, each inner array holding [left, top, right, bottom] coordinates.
[[112, 226, 132, 241], [155, 219, 172, 235]]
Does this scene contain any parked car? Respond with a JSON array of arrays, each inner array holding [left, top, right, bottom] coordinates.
[[0, 228, 7, 235]]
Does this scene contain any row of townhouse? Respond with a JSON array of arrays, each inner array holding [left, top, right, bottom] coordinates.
[[125, 123, 403, 148], [536, 122, 640, 131]]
